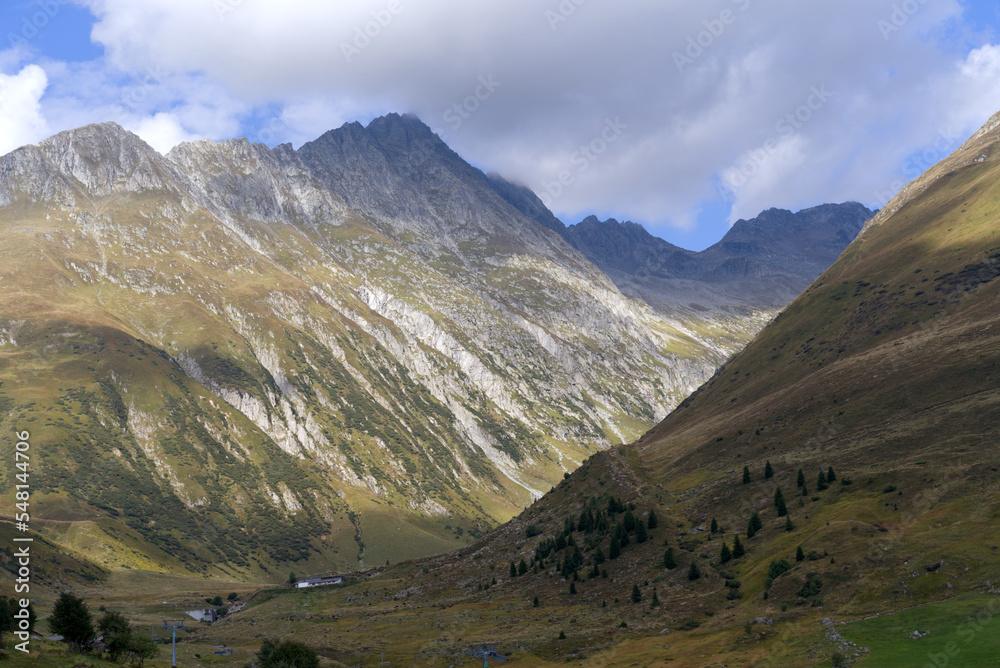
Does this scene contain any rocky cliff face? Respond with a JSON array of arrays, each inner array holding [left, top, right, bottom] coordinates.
[[0, 117, 738, 576]]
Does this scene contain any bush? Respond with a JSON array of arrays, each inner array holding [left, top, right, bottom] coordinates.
[[227, 592, 239, 601], [256, 639, 320, 668], [525, 524, 542, 538]]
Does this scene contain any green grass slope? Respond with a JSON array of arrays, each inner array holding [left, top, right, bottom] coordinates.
[[191, 113, 1000, 665]]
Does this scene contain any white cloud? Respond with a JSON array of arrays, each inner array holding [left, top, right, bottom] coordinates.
[[15, 1, 1000, 243], [126, 112, 201, 154], [0, 64, 48, 155]]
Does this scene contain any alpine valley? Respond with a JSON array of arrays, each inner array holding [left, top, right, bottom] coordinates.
[[0, 113, 872, 584]]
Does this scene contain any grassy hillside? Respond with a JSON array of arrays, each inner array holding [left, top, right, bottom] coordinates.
[[168, 114, 1000, 665]]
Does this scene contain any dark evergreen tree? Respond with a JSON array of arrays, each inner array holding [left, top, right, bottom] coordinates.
[[826, 466, 837, 483], [635, 521, 648, 544], [594, 546, 606, 565], [570, 581, 577, 595], [732, 534, 745, 558], [558, 630, 566, 640], [784, 515, 794, 532], [774, 487, 788, 517], [765, 460, 774, 479], [647, 510, 658, 530], [651, 588, 661, 608], [48, 593, 94, 651], [749, 511, 763, 534], [663, 547, 676, 569], [518, 558, 528, 575], [609, 536, 621, 560], [710, 518, 719, 534], [797, 468, 805, 487], [802, 483, 809, 496], [510, 561, 517, 578], [533, 596, 539, 607], [747, 518, 757, 539], [742, 466, 751, 484], [720, 541, 732, 564], [796, 545, 805, 562], [623, 509, 636, 534], [687, 561, 701, 580], [631, 584, 642, 603], [817, 469, 829, 491]]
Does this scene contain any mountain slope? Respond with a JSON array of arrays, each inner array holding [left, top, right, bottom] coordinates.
[[252, 112, 1000, 665], [0, 117, 734, 579]]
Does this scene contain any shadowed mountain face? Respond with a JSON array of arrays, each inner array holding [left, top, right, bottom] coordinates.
[[286, 112, 1000, 664]]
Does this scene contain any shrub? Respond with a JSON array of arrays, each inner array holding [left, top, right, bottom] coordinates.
[[525, 524, 542, 538], [256, 639, 320, 668]]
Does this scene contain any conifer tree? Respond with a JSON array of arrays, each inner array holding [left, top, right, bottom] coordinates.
[[510, 561, 517, 577], [765, 460, 774, 479], [720, 541, 732, 563], [570, 581, 577, 595], [802, 483, 809, 496], [817, 469, 829, 491], [784, 515, 794, 532], [631, 584, 642, 603], [797, 468, 805, 487], [518, 558, 528, 575], [710, 518, 719, 534], [647, 511, 658, 530], [651, 588, 661, 608], [635, 521, 648, 544], [796, 545, 805, 562], [774, 487, 788, 517], [609, 536, 621, 560], [688, 561, 701, 581], [732, 534, 745, 558], [742, 466, 751, 484], [533, 596, 539, 607], [827, 466, 837, 483], [663, 547, 676, 569], [747, 518, 757, 539]]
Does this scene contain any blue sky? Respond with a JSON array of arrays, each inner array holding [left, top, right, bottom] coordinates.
[[1, 0, 999, 251]]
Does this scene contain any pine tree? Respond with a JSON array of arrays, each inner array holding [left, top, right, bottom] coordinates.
[[797, 468, 805, 487], [802, 483, 809, 496], [651, 589, 661, 608], [510, 561, 517, 577], [747, 518, 757, 539], [688, 561, 701, 581], [720, 541, 732, 564], [631, 584, 642, 603], [533, 596, 539, 607], [748, 510, 763, 537], [594, 547, 606, 565], [558, 630, 566, 639], [774, 487, 788, 517], [742, 466, 751, 484], [609, 536, 621, 560], [765, 460, 774, 479], [635, 521, 648, 544], [732, 534, 745, 558], [796, 545, 805, 562], [647, 510, 658, 530], [518, 558, 528, 575], [817, 469, 829, 491], [710, 518, 719, 534], [663, 547, 676, 569], [784, 515, 794, 532], [827, 466, 837, 482], [570, 581, 577, 595]]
